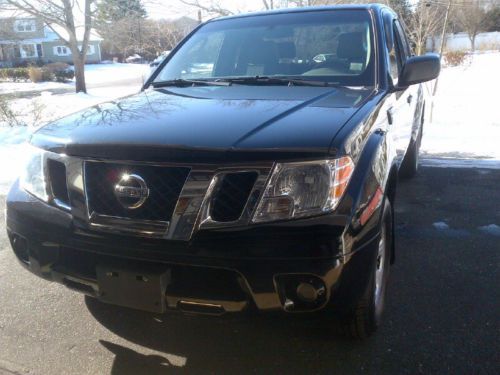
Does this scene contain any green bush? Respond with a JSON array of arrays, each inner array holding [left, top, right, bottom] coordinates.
[[43, 62, 74, 82], [54, 69, 75, 82], [0, 67, 30, 81], [0, 64, 74, 83]]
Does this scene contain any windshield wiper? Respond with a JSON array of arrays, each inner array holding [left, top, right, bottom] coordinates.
[[217, 76, 339, 87], [151, 78, 232, 88]]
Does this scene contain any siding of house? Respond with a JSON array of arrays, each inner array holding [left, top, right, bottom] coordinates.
[[41, 41, 102, 64], [1, 16, 102, 66], [0, 18, 45, 40]]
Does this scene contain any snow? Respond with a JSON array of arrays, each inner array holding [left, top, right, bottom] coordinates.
[[421, 52, 500, 160], [478, 224, 500, 237], [0, 63, 150, 94], [82, 63, 150, 85], [433, 222, 449, 230], [0, 81, 73, 94]]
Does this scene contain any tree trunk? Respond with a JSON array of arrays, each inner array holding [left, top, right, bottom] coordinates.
[[470, 35, 476, 52], [73, 55, 87, 93], [416, 41, 423, 56]]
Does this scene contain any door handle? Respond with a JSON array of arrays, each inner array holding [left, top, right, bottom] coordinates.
[[387, 107, 393, 125], [407, 95, 413, 104]]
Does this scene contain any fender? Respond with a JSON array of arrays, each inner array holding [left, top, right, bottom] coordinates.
[[340, 127, 396, 251]]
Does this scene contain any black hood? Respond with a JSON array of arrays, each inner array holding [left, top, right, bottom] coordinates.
[[32, 85, 373, 163]]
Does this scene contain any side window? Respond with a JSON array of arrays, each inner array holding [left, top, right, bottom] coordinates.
[[166, 32, 224, 79], [394, 20, 410, 61], [383, 13, 398, 84], [398, 20, 414, 56]]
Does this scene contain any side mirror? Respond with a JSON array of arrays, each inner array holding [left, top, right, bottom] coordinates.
[[398, 53, 440, 88]]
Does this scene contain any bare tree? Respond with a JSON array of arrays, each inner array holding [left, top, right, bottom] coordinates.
[[179, 0, 410, 21], [2, 0, 95, 93], [98, 17, 194, 62], [179, 0, 238, 17], [454, 0, 487, 51], [408, 1, 445, 55]]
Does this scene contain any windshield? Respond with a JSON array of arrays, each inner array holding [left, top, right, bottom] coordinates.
[[154, 10, 375, 86]]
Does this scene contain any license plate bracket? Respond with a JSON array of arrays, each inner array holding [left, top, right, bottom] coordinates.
[[96, 265, 170, 313]]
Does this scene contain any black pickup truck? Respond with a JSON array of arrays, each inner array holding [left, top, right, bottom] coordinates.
[[6, 4, 439, 338]]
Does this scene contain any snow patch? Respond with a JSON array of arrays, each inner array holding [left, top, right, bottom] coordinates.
[[0, 63, 149, 94], [478, 224, 500, 237], [421, 52, 500, 160], [433, 221, 449, 230], [82, 63, 150, 85], [0, 81, 72, 94]]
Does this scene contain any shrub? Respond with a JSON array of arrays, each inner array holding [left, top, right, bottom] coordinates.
[[477, 41, 500, 52], [28, 67, 43, 82], [44, 62, 69, 73], [1, 95, 46, 127], [0, 67, 30, 81], [44, 62, 74, 82], [28, 67, 53, 83], [1, 63, 73, 83], [444, 51, 467, 67], [54, 69, 75, 82]]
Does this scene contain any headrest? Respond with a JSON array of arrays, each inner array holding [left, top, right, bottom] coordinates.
[[278, 42, 296, 59], [337, 32, 366, 59], [242, 40, 278, 65]]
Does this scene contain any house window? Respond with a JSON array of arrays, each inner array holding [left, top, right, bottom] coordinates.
[[54, 46, 71, 56], [86, 45, 95, 55], [78, 44, 95, 55], [20, 44, 37, 58], [14, 20, 36, 33]]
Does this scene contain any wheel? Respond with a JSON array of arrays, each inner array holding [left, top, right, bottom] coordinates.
[[400, 113, 424, 179], [337, 199, 393, 339]]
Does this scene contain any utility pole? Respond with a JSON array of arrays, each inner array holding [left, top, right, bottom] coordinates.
[[432, 0, 452, 97]]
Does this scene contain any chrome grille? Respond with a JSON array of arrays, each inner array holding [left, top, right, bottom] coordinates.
[[45, 153, 274, 240], [47, 159, 70, 209], [210, 171, 258, 222], [84, 161, 190, 223]]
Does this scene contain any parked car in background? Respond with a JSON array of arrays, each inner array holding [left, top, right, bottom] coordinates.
[[150, 50, 171, 70], [125, 54, 144, 64], [6, 4, 439, 339]]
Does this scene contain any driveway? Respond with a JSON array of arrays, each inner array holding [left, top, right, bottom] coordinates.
[[0, 76, 145, 101], [0, 165, 498, 374]]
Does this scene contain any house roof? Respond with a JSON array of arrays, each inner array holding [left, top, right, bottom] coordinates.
[[47, 25, 103, 43], [0, 13, 102, 43]]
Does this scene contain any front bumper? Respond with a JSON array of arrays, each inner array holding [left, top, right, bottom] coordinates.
[[6, 181, 381, 315]]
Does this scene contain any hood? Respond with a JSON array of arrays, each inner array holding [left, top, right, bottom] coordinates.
[[32, 85, 373, 163]]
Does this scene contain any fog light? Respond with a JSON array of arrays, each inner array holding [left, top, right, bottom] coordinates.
[[276, 274, 327, 312], [9, 233, 29, 263], [296, 282, 325, 303]]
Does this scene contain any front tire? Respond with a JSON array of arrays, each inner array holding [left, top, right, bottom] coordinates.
[[399, 131, 421, 179], [338, 199, 393, 339], [400, 108, 424, 179]]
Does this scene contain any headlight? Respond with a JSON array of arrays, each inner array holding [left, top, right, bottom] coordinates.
[[253, 156, 354, 223], [20, 145, 49, 202]]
